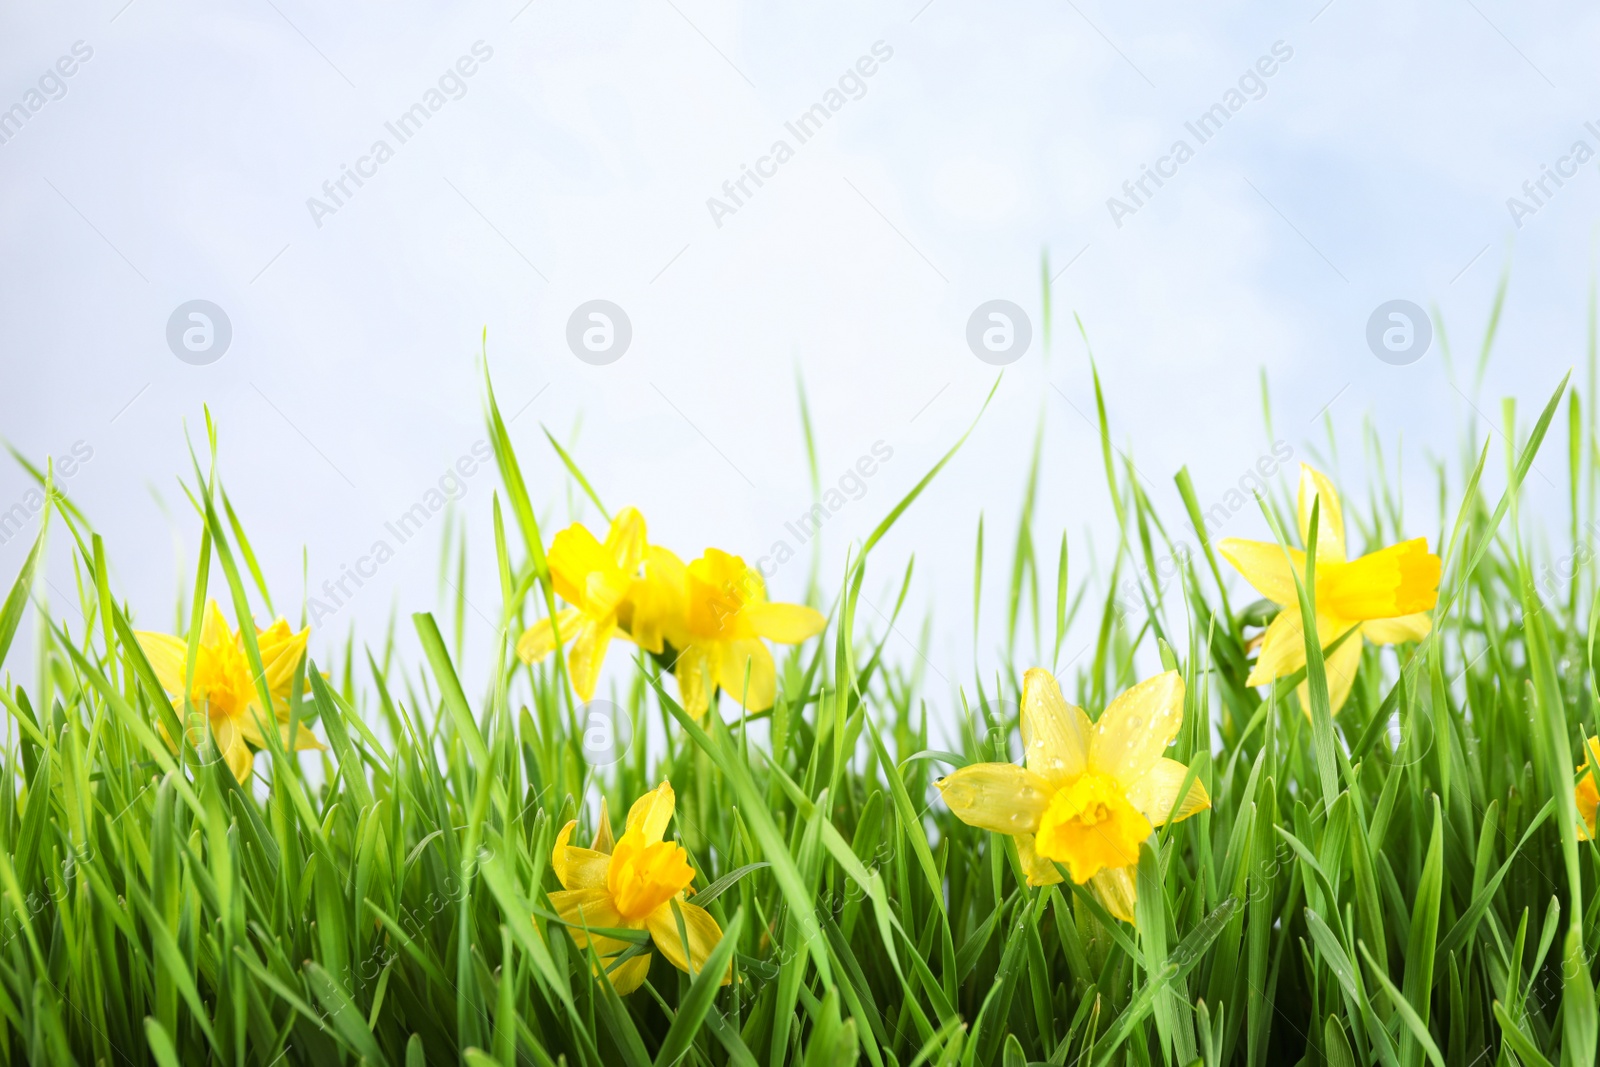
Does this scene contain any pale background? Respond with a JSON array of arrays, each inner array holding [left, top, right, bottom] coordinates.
[[1, 0, 1595, 720]]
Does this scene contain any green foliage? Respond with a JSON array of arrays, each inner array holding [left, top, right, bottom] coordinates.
[[1, 348, 1599, 1067]]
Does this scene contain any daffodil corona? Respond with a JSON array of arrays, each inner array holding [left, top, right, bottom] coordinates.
[[937, 668, 1209, 923], [548, 781, 729, 994], [1218, 464, 1440, 714], [135, 599, 325, 783]]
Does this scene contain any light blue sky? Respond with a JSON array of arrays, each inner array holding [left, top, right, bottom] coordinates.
[[1, 0, 1594, 716]]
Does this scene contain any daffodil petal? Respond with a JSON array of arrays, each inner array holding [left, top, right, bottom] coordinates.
[[213, 717, 254, 784], [201, 599, 235, 648], [1296, 629, 1364, 717], [553, 820, 613, 891], [1249, 608, 1305, 686], [1015, 833, 1064, 887], [592, 797, 615, 855], [1089, 671, 1185, 785], [624, 781, 676, 845], [717, 639, 776, 711], [550, 887, 638, 958], [1321, 539, 1440, 620], [673, 644, 716, 720], [134, 631, 189, 697], [603, 507, 649, 572], [516, 609, 583, 664], [646, 900, 730, 984], [567, 617, 617, 704], [1124, 758, 1210, 826], [257, 622, 308, 703], [238, 711, 327, 754], [1297, 464, 1347, 563], [743, 602, 825, 644], [1088, 864, 1139, 924], [1361, 613, 1431, 645], [585, 570, 633, 617], [627, 546, 688, 654], [1217, 539, 1305, 606], [603, 952, 653, 995], [548, 525, 616, 609], [552, 820, 578, 887], [936, 763, 1053, 834], [1021, 667, 1091, 785]]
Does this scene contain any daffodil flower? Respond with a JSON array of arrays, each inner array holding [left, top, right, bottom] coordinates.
[[1218, 464, 1440, 714], [135, 599, 325, 783], [1575, 737, 1600, 840], [666, 549, 825, 718], [516, 507, 656, 702], [937, 668, 1209, 923], [548, 781, 729, 994]]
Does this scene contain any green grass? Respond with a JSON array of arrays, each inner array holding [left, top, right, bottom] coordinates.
[[3, 338, 1600, 1067]]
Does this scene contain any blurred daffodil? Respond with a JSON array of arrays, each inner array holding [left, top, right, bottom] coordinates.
[[1575, 738, 1600, 840], [937, 668, 1209, 923], [516, 507, 659, 702], [666, 549, 825, 719], [135, 599, 324, 783], [548, 781, 729, 994], [1218, 464, 1440, 714]]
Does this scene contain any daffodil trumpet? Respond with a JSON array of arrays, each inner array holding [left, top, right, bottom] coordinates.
[[1219, 463, 1440, 716], [936, 667, 1210, 923]]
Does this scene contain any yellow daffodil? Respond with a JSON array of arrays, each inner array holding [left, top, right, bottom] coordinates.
[[1218, 464, 1440, 714], [1576, 738, 1600, 840], [516, 507, 678, 702], [135, 599, 324, 783], [549, 781, 729, 994], [665, 549, 825, 718], [936, 668, 1209, 923]]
